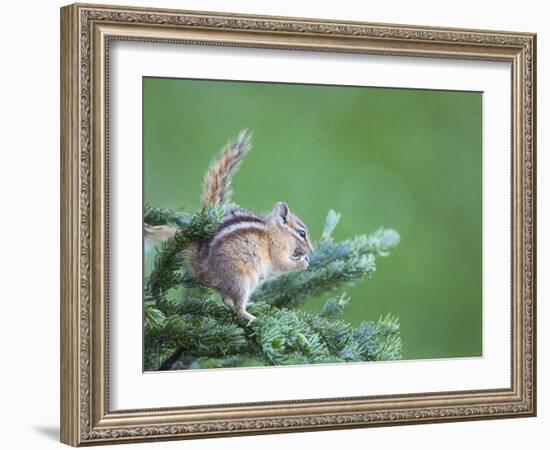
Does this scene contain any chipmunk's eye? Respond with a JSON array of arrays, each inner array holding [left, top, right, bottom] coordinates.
[[298, 229, 306, 239]]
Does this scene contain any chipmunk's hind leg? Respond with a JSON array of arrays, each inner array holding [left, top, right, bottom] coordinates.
[[236, 305, 256, 325], [237, 308, 256, 325], [217, 290, 255, 324], [232, 290, 256, 325], [221, 296, 234, 309], [212, 259, 258, 324]]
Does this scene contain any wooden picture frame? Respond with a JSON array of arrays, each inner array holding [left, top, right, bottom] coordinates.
[[60, 2, 536, 446]]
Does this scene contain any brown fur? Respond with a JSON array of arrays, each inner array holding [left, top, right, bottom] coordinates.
[[187, 131, 313, 324], [187, 205, 313, 323], [200, 130, 251, 207]]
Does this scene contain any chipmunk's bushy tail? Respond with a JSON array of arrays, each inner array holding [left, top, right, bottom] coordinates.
[[200, 130, 252, 207]]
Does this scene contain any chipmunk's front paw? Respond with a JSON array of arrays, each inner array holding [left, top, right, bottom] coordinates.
[[297, 255, 310, 270], [291, 250, 310, 270]]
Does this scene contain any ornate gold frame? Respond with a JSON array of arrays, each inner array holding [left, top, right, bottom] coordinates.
[[60, 2, 536, 446]]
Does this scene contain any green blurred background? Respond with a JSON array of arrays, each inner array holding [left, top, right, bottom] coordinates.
[[143, 77, 482, 360]]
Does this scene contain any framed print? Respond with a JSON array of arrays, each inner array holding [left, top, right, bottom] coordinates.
[[60, 2, 537, 446]]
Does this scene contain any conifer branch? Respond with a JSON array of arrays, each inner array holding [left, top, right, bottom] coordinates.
[[146, 205, 224, 296], [143, 207, 402, 371]]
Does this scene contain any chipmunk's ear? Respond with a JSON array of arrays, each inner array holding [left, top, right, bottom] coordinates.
[[272, 201, 289, 225]]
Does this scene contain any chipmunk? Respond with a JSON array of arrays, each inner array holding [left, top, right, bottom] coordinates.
[[185, 130, 314, 324]]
